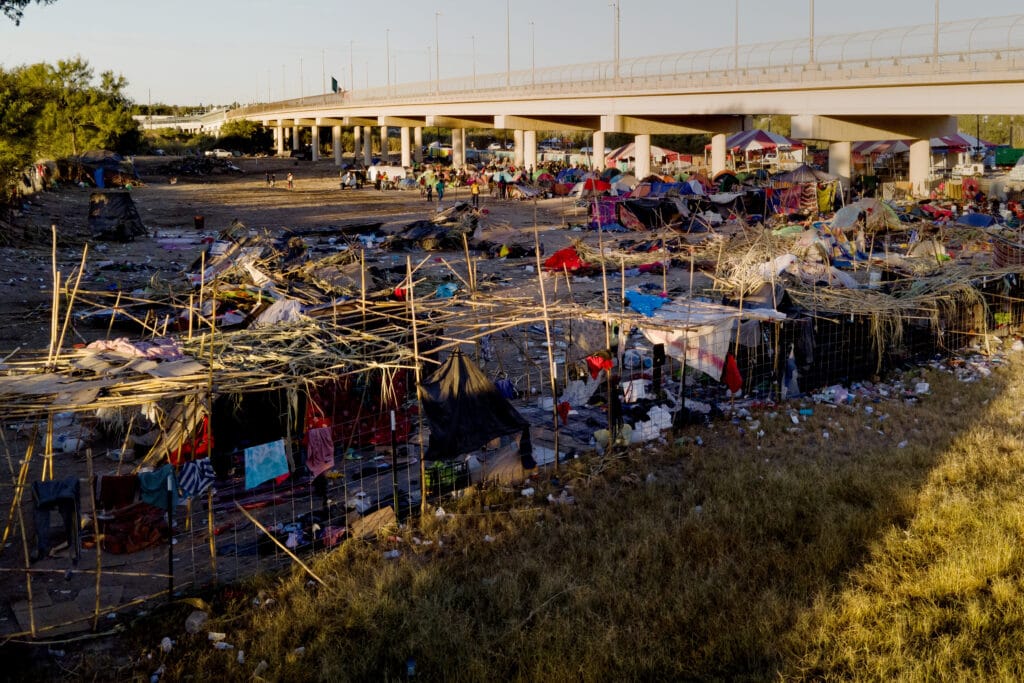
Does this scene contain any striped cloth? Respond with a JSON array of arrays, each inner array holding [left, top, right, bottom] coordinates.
[[178, 458, 216, 498]]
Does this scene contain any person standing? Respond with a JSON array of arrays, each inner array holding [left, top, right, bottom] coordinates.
[[286, 172, 294, 190], [436, 178, 445, 203], [470, 180, 480, 208], [425, 178, 433, 202]]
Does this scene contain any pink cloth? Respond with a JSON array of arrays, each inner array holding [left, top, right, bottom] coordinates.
[[305, 426, 335, 478]]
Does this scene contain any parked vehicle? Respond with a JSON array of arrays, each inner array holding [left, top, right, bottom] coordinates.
[[205, 148, 233, 159]]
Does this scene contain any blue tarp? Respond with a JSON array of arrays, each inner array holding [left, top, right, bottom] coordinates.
[[626, 290, 668, 317], [957, 213, 997, 228]]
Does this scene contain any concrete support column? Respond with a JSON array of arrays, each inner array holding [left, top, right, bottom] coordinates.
[[380, 125, 389, 164], [414, 127, 423, 163], [513, 129, 525, 167], [634, 134, 652, 180], [828, 141, 852, 197], [276, 124, 285, 155], [452, 128, 465, 168], [710, 133, 727, 175], [292, 125, 300, 151], [523, 130, 537, 171], [332, 125, 342, 166], [362, 125, 372, 166], [353, 126, 362, 163], [400, 127, 412, 168], [310, 125, 320, 162], [909, 139, 930, 198], [592, 131, 606, 170]]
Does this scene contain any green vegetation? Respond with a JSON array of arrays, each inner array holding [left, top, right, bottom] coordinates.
[[0, 0, 54, 25], [32, 357, 1024, 681], [0, 58, 139, 192]]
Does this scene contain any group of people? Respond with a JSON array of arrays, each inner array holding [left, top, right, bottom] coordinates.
[[264, 171, 295, 190]]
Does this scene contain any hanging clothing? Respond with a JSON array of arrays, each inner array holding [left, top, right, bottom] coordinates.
[[32, 478, 81, 565], [95, 474, 139, 511], [244, 439, 290, 490], [178, 458, 217, 498], [305, 426, 335, 478], [138, 464, 177, 511]]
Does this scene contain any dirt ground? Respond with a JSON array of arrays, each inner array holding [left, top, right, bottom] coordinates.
[[0, 156, 582, 354]]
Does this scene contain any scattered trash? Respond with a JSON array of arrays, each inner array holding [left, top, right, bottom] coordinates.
[[159, 637, 173, 653], [212, 641, 234, 650], [521, 487, 535, 497], [208, 631, 227, 642], [185, 610, 208, 634], [383, 549, 401, 559]]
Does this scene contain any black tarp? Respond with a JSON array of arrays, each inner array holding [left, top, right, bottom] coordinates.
[[419, 350, 534, 467], [88, 191, 147, 241]]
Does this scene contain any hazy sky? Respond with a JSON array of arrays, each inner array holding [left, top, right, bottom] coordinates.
[[0, 0, 1017, 106]]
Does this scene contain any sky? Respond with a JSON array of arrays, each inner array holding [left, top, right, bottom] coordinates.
[[0, 0, 1017, 106]]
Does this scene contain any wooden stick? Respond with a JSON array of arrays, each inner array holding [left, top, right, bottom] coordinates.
[[85, 448, 103, 631], [55, 244, 88, 361], [235, 503, 327, 588], [533, 223, 560, 474], [47, 224, 59, 368]]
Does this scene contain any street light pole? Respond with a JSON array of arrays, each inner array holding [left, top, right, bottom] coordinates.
[[471, 35, 476, 90], [349, 40, 354, 94], [434, 11, 441, 95], [932, 0, 940, 67], [386, 29, 391, 93], [611, 1, 621, 81], [808, 0, 815, 65], [505, 0, 511, 89], [734, 0, 739, 73], [530, 21, 535, 87]]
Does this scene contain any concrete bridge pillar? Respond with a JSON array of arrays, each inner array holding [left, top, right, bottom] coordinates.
[[332, 125, 342, 166], [353, 126, 362, 163], [909, 139, 931, 198], [310, 125, 320, 162], [400, 127, 412, 168], [524, 130, 537, 171], [513, 129, 525, 167], [380, 125, 389, 164], [710, 133, 727, 175], [828, 141, 851, 198], [634, 134, 652, 180], [414, 127, 423, 164], [592, 130, 605, 170], [276, 124, 285, 156], [362, 125, 373, 166], [292, 125, 300, 152], [452, 128, 465, 168]]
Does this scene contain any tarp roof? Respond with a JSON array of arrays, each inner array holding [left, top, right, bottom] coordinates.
[[606, 142, 685, 164], [717, 129, 803, 152]]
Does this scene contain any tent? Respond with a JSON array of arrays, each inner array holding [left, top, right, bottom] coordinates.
[[831, 198, 902, 232], [605, 142, 684, 168], [88, 191, 147, 242], [721, 130, 802, 153], [773, 164, 840, 214], [419, 351, 534, 467]]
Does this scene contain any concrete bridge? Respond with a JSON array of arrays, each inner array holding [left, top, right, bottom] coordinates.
[[223, 14, 1024, 196]]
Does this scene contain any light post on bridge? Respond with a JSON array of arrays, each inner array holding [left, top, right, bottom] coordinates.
[[530, 21, 535, 87], [434, 11, 441, 96], [386, 29, 391, 94]]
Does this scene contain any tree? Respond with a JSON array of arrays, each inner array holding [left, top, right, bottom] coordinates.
[[1, 0, 55, 25], [0, 67, 36, 190]]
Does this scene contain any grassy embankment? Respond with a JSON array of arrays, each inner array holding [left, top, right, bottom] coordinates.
[[51, 355, 1024, 681]]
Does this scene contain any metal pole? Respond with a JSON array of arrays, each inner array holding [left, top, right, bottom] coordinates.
[[349, 40, 354, 94], [734, 0, 739, 73], [808, 0, 815, 64], [386, 29, 391, 93], [471, 35, 477, 90], [281, 64, 285, 100], [321, 48, 326, 94], [266, 68, 270, 102], [613, 1, 620, 81], [299, 56, 304, 99], [506, 0, 511, 89], [434, 11, 441, 95], [427, 45, 432, 84], [933, 0, 939, 67], [530, 21, 535, 87]]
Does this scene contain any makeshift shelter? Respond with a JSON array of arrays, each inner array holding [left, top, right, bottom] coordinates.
[[88, 191, 147, 242], [831, 198, 903, 232], [773, 164, 840, 214], [605, 143, 684, 170], [419, 351, 534, 468]]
